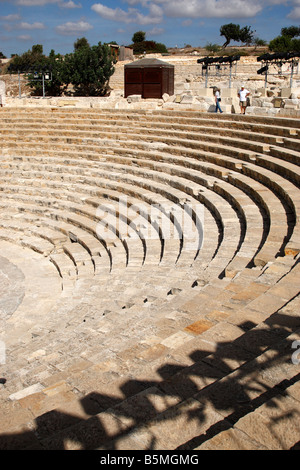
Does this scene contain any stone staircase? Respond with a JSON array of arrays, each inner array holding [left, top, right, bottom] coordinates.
[[0, 107, 299, 450]]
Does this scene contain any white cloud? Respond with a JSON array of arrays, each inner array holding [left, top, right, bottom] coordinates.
[[18, 34, 32, 40], [19, 21, 45, 29], [159, 0, 262, 18], [287, 0, 300, 19], [59, 0, 82, 8], [0, 14, 22, 21], [144, 0, 300, 20], [16, 0, 59, 5], [148, 26, 165, 35], [91, 2, 163, 24], [56, 20, 93, 35], [91, 0, 278, 27]]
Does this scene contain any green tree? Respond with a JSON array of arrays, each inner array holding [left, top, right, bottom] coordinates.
[[220, 23, 240, 48], [239, 26, 255, 45], [154, 42, 168, 54], [269, 35, 293, 52], [253, 37, 267, 49], [31, 44, 43, 55], [27, 50, 66, 97], [132, 40, 168, 54], [9, 45, 65, 96], [9, 44, 45, 71], [74, 37, 90, 50], [281, 26, 300, 38], [130, 31, 168, 54], [220, 23, 254, 48], [291, 38, 300, 52], [63, 42, 116, 96], [132, 31, 146, 43], [205, 43, 221, 55], [8, 41, 116, 97], [269, 26, 300, 53]]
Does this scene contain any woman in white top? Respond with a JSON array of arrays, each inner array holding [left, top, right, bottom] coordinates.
[[214, 87, 223, 113], [238, 85, 250, 114]]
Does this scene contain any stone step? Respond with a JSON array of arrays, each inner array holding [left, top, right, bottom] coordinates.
[[0, 108, 299, 450], [0, 170, 240, 277], [1, 130, 298, 202], [2, 111, 299, 140], [0, 128, 290, 165], [0, 119, 292, 144], [1, 107, 300, 131], [2, 140, 298, 231], [8, 283, 298, 450], [1, 146, 294, 262], [1, 132, 299, 201], [0, 255, 298, 449], [1, 123, 299, 156], [0, 151, 296, 274]]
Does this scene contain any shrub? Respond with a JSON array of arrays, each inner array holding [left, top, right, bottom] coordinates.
[[63, 42, 116, 96]]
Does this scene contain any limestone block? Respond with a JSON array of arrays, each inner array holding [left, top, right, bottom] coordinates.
[[284, 98, 300, 107], [280, 88, 292, 98], [192, 88, 212, 97], [162, 102, 181, 110], [195, 99, 210, 111], [167, 94, 176, 103], [231, 103, 240, 114], [278, 108, 300, 117], [127, 94, 142, 103], [212, 103, 232, 114], [291, 87, 300, 98], [251, 98, 263, 107], [273, 97, 284, 108], [267, 90, 275, 97], [180, 94, 196, 104], [284, 103, 298, 110], [57, 100, 78, 107], [189, 82, 209, 91], [114, 100, 130, 109], [256, 87, 267, 96], [262, 102, 274, 108], [221, 88, 238, 98], [244, 106, 261, 115]]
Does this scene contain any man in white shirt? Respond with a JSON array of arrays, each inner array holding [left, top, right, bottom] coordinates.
[[238, 85, 250, 114]]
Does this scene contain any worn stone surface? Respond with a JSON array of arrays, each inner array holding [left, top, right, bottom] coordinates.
[[0, 107, 299, 450]]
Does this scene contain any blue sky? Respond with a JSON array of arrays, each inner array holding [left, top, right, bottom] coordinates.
[[0, 0, 299, 57]]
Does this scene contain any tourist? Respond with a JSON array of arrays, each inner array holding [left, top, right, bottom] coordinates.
[[214, 87, 223, 113], [238, 85, 250, 114]]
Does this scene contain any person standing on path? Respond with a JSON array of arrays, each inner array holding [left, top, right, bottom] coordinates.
[[238, 85, 250, 114], [214, 87, 223, 113]]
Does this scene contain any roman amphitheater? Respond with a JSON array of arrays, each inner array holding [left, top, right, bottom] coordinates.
[[0, 54, 299, 450]]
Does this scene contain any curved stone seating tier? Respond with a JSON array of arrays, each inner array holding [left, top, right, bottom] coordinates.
[[0, 156, 266, 276], [0, 107, 299, 451], [0, 138, 298, 268]]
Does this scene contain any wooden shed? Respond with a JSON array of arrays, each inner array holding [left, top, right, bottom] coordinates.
[[124, 58, 174, 99]]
